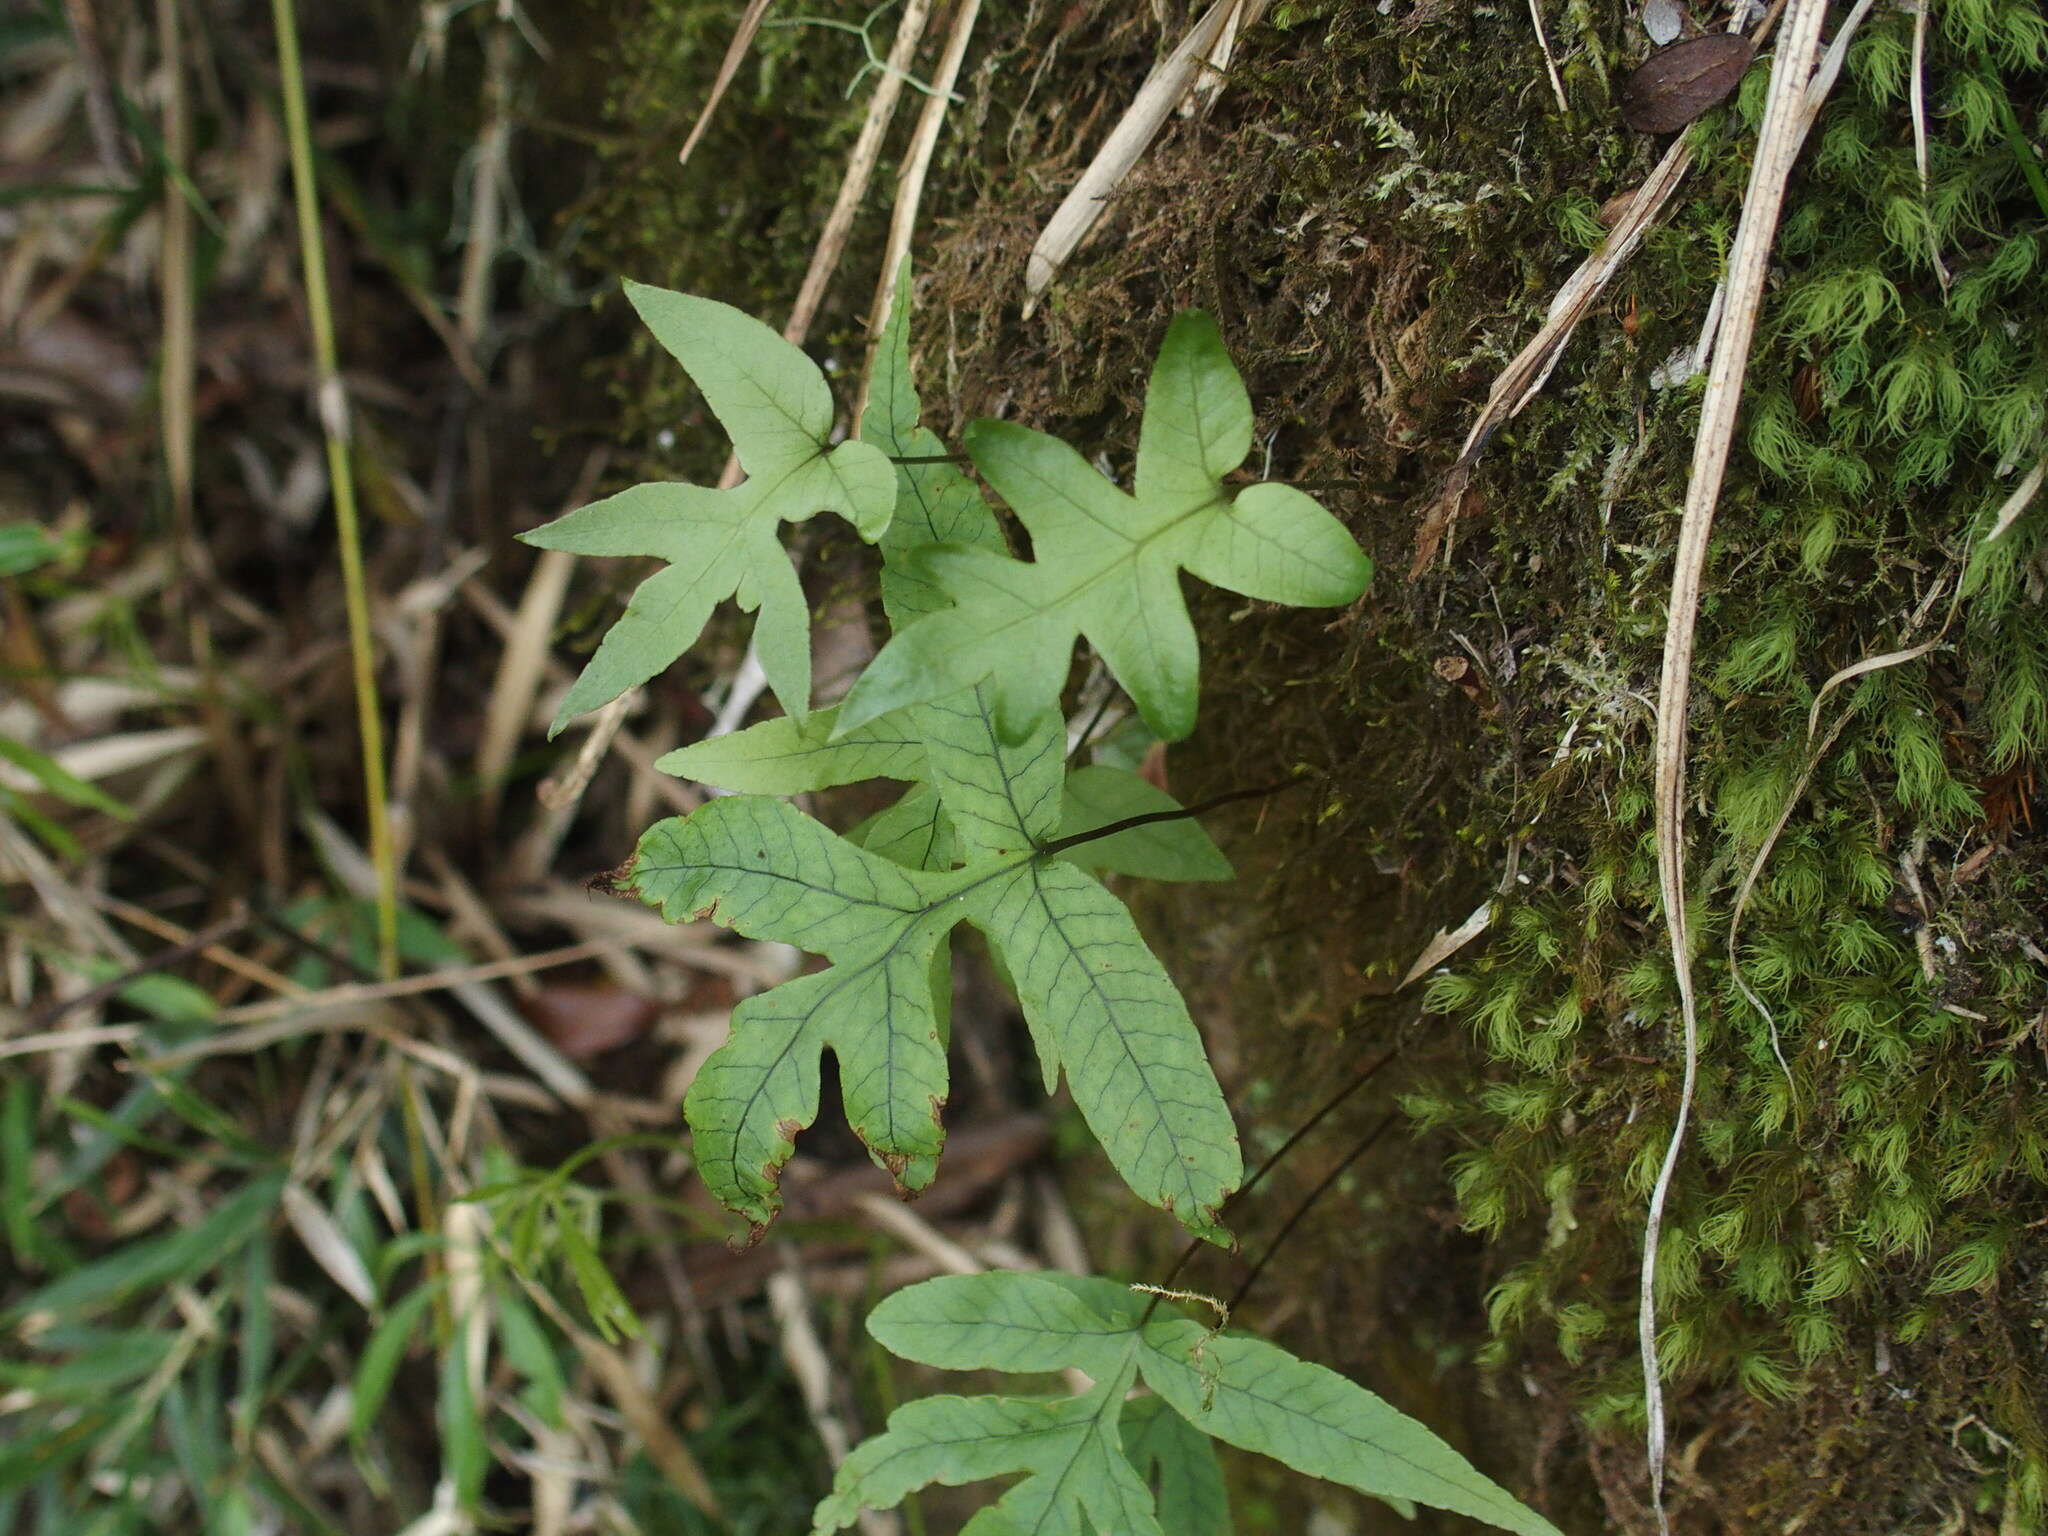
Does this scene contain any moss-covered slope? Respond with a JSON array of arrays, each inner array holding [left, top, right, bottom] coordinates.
[[571, 2, 2047, 1529]]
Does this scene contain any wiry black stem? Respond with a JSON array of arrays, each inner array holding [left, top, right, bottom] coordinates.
[[1227, 1113, 1397, 1315], [1138, 1046, 1402, 1324], [1037, 780, 1301, 860]]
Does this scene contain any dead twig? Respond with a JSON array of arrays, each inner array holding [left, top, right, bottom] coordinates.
[[1020, 0, 1238, 317], [676, 0, 776, 168], [858, 0, 983, 407]]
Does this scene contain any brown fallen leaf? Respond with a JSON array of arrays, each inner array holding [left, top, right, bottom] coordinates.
[[521, 984, 659, 1061], [1620, 35, 1755, 134]]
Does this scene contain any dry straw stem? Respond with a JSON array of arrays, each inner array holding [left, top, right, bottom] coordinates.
[[1983, 449, 2045, 543], [155, 0, 194, 552], [789, 0, 935, 341], [1527, 0, 1568, 115], [460, 574, 698, 815], [856, 0, 983, 411], [676, 0, 776, 168], [509, 691, 636, 883], [768, 1257, 905, 1536], [1414, 1, 1792, 577], [476, 548, 576, 826], [1413, 138, 1691, 575], [1019, 0, 1242, 317], [851, 1190, 985, 1276], [1640, 0, 1830, 1525], [271, 0, 401, 976], [61, 0, 128, 174], [95, 893, 305, 999], [497, 1237, 723, 1519], [1662, 0, 1880, 389], [1909, 0, 1951, 290]]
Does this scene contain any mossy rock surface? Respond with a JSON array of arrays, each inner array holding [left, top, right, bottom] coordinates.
[[562, 1, 2048, 1529]]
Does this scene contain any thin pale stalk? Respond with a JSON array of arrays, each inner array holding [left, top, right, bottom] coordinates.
[[270, 0, 399, 976], [857, 0, 982, 413], [1642, 1, 1830, 1525]]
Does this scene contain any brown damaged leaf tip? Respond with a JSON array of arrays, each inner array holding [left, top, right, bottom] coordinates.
[[1620, 34, 1755, 135]]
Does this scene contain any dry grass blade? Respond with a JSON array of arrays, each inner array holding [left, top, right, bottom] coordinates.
[[94, 894, 306, 999], [850, 1190, 984, 1276], [1640, 1, 1831, 1525], [478, 548, 576, 825], [788, 0, 934, 340], [858, 0, 983, 391], [1412, 136, 1693, 575], [461, 574, 700, 816], [0, 727, 205, 794], [1909, 0, 1951, 290], [1398, 898, 1495, 989], [457, 21, 516, 347], [1019, 0, 1236, 316], [508, 691, 636, 883], [0, 1022, 145, 1063], [768, 1257, 904, 1536], [1983, 449, 2045, 543], [1724, 579, 1961, 1095], [707, 0, 935, 492], [1650, 0, 1877, 392], [570, 1319, 721, 1516], [282, 1181, 378, 1307], [61, 0, 128, 174], [155, 0, 194, 562], [676, 0, 776, 168], [1413, 2, 1799, 576], [1527, 0, 1568, 114], [1186, 0, 1269, 118]]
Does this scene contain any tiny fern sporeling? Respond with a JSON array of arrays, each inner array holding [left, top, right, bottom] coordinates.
[[532, 266, 1547, 1532]]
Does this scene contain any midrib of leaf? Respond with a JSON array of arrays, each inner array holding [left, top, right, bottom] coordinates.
[[1159, 361, 1231, 483], [696, 328, 817, 452], [695, 908, 949, 1192], [1027, 1363, 1136, 1536], [678, 850, 1006, 1197], [1015, 859, 1214, 1220], [1136, 1327, 1536, 1527], [928, 490, 1231, 647], [632, 851, 929, 920], [740, 451, 838, 522], [954, 689, 1057, 851]]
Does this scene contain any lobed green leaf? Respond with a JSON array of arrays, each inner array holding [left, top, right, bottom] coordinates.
[[633, 694, 1240, 1240], [836, 1273, 1560, 1536], [839, 311, 1372, 742], [1137, 1317, 1561, 1536], [522, 284, 896, 734]]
